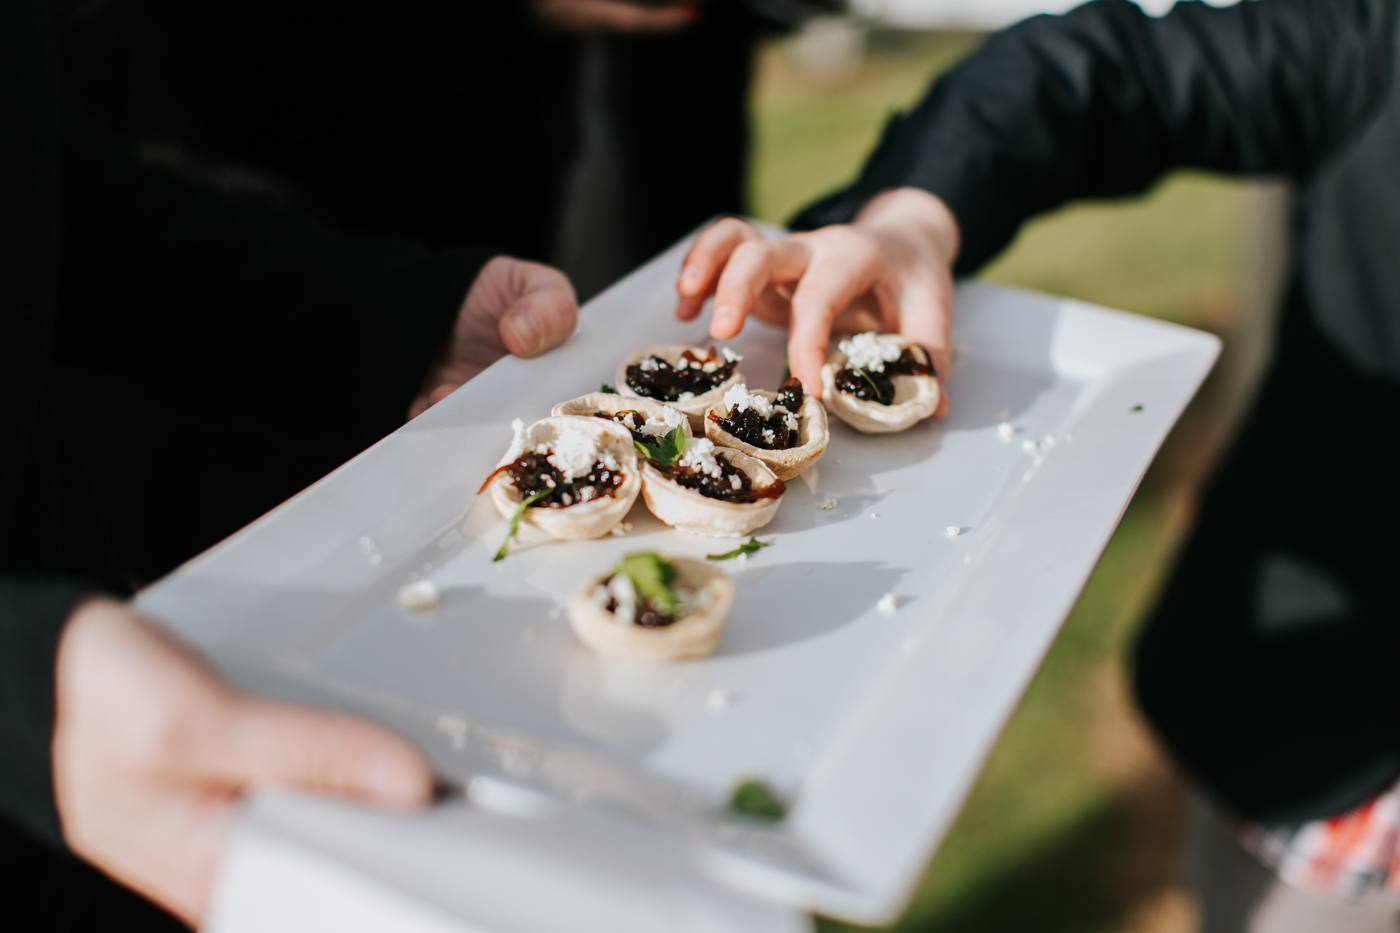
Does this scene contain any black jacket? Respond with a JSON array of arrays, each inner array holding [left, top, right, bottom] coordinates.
[[1, 0, 490, 847], [799, 0, 1400, 825]]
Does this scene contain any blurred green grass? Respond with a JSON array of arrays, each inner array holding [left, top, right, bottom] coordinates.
[[750, 28, 1258, 933]]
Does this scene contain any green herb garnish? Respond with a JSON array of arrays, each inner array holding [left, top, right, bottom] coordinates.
[[600, 383, 619, 395], [614, 553, 679, 616], [493, 489, 551, 562], [707, 537, 770, 561], [856, 367, 887, 403], [781, 352, 791, 384], [728, 779, 787, 822], [632, 424, 687, 468], [1131, 404, 1143, 412]]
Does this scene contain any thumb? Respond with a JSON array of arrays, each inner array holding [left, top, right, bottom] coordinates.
[[215, 697, 434, 807], [498, 262, 578, 358]]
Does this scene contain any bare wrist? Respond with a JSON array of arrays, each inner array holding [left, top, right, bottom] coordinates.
[[855, 187, 961, 265]]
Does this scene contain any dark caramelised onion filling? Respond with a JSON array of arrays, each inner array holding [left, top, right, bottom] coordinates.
[[712, 378, 804, 450], [660, 457, 785, 504], [835, 348, 935, 406], [625, 348, 737, 402], [487, 451, 623, 508]]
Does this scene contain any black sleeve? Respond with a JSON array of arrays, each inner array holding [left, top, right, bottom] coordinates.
[[54, 115, 495, 432], [2, 0, 495, 847], [793, 0, 1398, 274], [0, 580, 91, 847]]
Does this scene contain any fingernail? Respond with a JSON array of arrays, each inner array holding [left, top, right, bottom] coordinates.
[[505, 311, 542, 355]]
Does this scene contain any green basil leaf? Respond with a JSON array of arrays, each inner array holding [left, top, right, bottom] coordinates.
[[493, 489, 551, 562], [599, 383, 619, 395], [633, 424, 687, 468], [706, 537, 770, 561], [615, 553, 678, 615], [728, 779, 786, 822]]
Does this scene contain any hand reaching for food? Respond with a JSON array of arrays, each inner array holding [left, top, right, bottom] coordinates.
[[673, 187, 959, 414]]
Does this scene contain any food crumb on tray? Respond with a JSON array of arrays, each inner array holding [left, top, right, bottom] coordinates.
[[396, 580, 441, 612], [819, 497, 838, 511]]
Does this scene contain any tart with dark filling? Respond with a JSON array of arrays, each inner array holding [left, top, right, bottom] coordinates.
[[820, 332, 940, 434], [569, 553, 735, 662], [615, 345, 745, 431], [703, 378, 829, 481], [551, 393, 692, 445], [481, 415, 640, 542], [639, 437, 784, 537]]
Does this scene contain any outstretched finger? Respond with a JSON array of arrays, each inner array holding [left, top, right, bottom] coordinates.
[[885, 272, 955, 418], [710, 238, 810, 341], [676, 218, 765, 320], [785, 241, 881, 396]]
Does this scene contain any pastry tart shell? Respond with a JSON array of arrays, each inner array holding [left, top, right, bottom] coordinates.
[[569, 559, 735, 663], [640, 447, 782, 538], [704, 392, 829, 481], [551, 393, 693, 438], [486, 415, 640, 541], [615, 345, 744, 432], [820, 340, 940, 434]]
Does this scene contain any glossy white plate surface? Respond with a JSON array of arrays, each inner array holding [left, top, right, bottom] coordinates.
[[140, 230, 1218, 929]]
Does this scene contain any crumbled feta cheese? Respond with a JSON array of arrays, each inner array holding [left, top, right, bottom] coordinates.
[[839, 332, 903, 372], [729, 473, 742, 490], [945, 525, 963, 539], [545, 427, 605, 483], [679, 585, 713, 615], [639, 356, 661, 371], [578, 486, 596, 502], [783, 411, 799, 432], [618, 411, 638, 431], [506, 417, 531, 460], [997, 421, 1016, 441], [637, 405, 684, 438], [593, 573, 637, 625], [877, 593, 899, 617], [396, 580, 441, 612], [677, 437, 724, 478], [701, 360, 717, 372], [723, 383, 774, 417], [761, 428, 775, 445], [819, 497, 838, 510], [720, 347, 741, 363], [677, 391, 695, 402]]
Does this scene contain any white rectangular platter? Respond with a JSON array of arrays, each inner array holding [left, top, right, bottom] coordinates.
[[138, 230, 1218, 929]]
